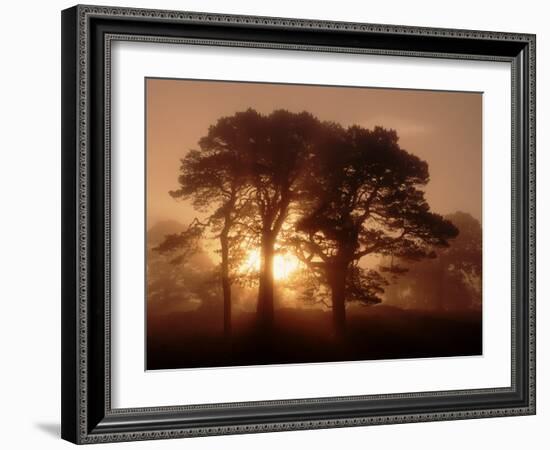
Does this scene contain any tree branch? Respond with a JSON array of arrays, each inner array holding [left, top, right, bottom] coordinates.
[[354, 229, 408, 259]]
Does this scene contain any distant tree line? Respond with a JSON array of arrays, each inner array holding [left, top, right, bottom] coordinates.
[[382, 211, 481, 311], [155, 109, 459, 336]]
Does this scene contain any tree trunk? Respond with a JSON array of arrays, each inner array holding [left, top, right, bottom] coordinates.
[[329, 265, 347, 337], [220, 232, 231, 338], [257, 231, 275, 330]]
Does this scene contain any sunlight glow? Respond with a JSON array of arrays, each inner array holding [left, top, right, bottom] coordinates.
[[242, 250, 302, 281]]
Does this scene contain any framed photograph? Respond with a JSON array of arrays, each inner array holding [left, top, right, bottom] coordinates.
[[61, 5, 536, 444]]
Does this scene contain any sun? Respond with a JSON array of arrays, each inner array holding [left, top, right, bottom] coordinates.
[[241, 250, 301, 280], [273, 252, 301, 280]]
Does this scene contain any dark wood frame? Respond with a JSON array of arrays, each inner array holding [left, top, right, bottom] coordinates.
[[61, 4, 536, 444]]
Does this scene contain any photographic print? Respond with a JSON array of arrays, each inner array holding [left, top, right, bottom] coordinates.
[[145, 78, 482, 370], [61, 8, 535, 442]]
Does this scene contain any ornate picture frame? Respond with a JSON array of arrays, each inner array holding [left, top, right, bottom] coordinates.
[[61, 5, 535, 444]]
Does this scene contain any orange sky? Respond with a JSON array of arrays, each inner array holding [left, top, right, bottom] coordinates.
[[146, 78, 482, 228]]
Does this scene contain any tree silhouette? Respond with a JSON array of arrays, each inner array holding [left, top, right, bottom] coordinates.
[[198, 108, 322, 330], [148, 221, 203, 313], [442, 212, 482, 309], [149, 234, 220, 314], [157, 116, 255, 337], [293, 124, 459, 335], [382, 211, 481, 311]]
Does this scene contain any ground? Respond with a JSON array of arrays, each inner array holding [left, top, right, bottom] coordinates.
[[147, 304, 482, 370]]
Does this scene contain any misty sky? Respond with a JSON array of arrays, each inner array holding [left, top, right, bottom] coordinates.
[[146, 78, 482, 228]]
